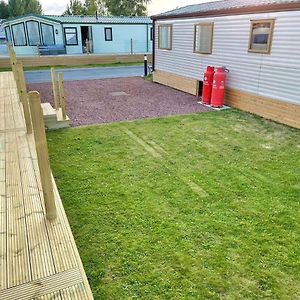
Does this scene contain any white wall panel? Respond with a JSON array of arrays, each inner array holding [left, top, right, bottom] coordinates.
[[155, 10, 300, 104]]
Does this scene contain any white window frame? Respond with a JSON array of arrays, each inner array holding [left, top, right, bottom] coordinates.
[[41, 22, 55, 46], [193, 23, 214, 54], [4, 26, 12, 44], [248, 19, 275, 54], [12, 22, 27, 46], [158, 24, 172, 50], [64, 27, 78, 45], [26, 20, 41, 46]]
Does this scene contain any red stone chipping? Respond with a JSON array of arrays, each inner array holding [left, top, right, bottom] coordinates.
[[27, 77, 212, 127]]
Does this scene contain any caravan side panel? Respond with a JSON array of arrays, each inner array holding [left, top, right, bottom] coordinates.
[[154, 11, 300, 106]]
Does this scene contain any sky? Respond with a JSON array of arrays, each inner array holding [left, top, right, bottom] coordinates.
[[37, 0, 216, 16]]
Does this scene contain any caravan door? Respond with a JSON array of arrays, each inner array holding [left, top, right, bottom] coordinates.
[[80, 26, 93, 53]]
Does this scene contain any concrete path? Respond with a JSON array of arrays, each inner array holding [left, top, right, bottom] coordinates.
[[25, 65, 144, 84]]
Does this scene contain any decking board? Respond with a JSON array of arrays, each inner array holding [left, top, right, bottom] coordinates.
[[0, 72, 93, 299]]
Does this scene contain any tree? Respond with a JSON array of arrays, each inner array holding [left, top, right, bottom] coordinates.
[[0, 1, 9, 19], [8, 0, 24, 17], [23, 0, 42, 14], [85, 0, 97, 14], [84, 0, 107, 16], [8, 0, 42, 17], [64, 0, 86, 15], [64, 0, 150, 16], [96, 0, 107, 15], [64, 0, 107, 16], [104, 0, 151, 16]]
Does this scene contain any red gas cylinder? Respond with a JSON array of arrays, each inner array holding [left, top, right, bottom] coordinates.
[[201, 66, 215, 105], [211, 67, 228, 108]]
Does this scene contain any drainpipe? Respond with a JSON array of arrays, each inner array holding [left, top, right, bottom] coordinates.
[[146, 23, 149, 53], [152, 19, 155, 71], [61, 24, 66, 49]]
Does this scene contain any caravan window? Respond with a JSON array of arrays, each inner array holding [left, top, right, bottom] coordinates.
[[194, 23, 214, 54], [248, 20, 275, 54], [158, 25, 172, 50], [64, 27, 78, 45], [4, 26, 12, 44], [12, 23, 27, 46], [41, 23, 55, 45], [26, 21, 40, 46], [104, 28, 113, 41]]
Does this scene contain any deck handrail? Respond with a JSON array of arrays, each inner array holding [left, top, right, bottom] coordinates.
[[15, 62, 33, 134], [58, 72, 67, 120], [51, 67, 60, 110], [7, 44, 57, 220], [28, 91, 57, 220]]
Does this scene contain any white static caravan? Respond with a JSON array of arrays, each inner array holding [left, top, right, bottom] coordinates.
[[151, 0, 300, 129], [2, 14, 153, 56]]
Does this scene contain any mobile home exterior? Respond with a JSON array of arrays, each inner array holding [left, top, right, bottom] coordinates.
[[0, 21, 7, 56], [2, 14, 153, 56], [151, 0, 300, 129]]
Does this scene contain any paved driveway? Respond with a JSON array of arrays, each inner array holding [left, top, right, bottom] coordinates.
[[25, 65, 144, 84]]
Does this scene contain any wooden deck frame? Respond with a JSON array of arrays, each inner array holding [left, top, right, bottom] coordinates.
[[153, 69, 300, 129], [0, 59, 93, 298]]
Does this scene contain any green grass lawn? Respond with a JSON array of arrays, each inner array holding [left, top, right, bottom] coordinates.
[[0, 61, 143, 72], [47, 110, 300, 300]]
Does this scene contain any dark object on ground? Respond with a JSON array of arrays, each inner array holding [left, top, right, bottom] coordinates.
[[27, 77, 212, 127]]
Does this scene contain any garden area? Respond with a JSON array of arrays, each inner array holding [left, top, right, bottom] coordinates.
[[28, 77, 211, 126], [47, 109, 300, 299]]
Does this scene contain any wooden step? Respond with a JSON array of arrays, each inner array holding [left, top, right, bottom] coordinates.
[[41, 103, 56, 120], [47, 108, 71, 130], [41, 103, 71, 130]]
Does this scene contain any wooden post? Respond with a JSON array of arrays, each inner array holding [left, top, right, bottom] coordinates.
[[28, 91, 57, 220], [13, 55, 22, 100], [7, 44, 17, 79], [12, 47, 17, 63], [7, 44, 13, 66], [8, 45, 22, 98], [51, 68, 59, 110], [37, 44, 40, 56], [58, 72, 66, 120], [15, 62, 32, 134], [11, 46, 18, 72]]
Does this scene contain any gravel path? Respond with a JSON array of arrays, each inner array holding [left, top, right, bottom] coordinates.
[[27, 77, 212, 127]]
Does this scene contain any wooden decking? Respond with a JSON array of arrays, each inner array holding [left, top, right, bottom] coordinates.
[[0, 72, 93, 299]]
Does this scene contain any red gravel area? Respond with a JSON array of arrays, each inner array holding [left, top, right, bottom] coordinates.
[[27, 77, 212, 127]]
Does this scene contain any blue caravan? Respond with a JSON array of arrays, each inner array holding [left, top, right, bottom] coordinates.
[[2, 14, 153, 56]]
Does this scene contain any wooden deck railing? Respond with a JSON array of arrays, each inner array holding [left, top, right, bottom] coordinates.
[[28, 91, 57, 220], [50, 67, 67, 120], [7, 44, 57, 220], [58, 72, 67, 120], [15, 62, 32, 134], [51, 67, 60, 110]]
